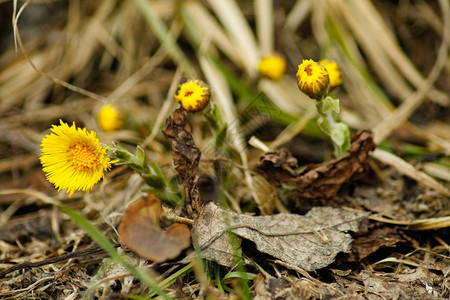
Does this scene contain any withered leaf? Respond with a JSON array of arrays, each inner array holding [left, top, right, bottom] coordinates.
[[118, 194, 191, 262], [295, 130, 376, 199], [256, 148, 298, 187], [349, 226, 404, 262], [163, 107, 201, 215], [192, 202, 368, 271], [258, 131, 376, 199]]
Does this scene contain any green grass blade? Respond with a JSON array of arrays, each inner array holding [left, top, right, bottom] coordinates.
[[132, 0, 196, 77]]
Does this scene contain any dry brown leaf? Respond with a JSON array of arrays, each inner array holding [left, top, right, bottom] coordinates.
[[295, 130, 376, 200], [257, 131, 376, 201], [118, 194, 191, 262], [256, 148, 298, 187], [163, 107, 201, 215], [192, 202, 368, 271], [349, 227, 404, 262]]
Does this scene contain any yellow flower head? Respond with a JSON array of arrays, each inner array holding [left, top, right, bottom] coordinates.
[[174, 80, 210, 113], [296, 59, 330, 100], [258, 54, 286, 81], [40, 120, 114, 196], [319, 59, 342, 90], [97, 104, 124, 132]]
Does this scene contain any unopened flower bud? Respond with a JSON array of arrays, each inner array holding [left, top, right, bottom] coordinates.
[[174, 80, 211, 113], [296, 59, 330, 100], [97, 104, 124, 132], [258, 54, 286, 81], [319, 59, 342, 91]]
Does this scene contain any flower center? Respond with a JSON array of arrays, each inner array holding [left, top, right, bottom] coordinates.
[[68, 142, 100, 172], [184, 90, 194, 97], [304, 65, 313, 76]]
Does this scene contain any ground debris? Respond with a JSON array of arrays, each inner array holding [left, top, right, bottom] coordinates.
[[257, 130, 376, 200], [349, 225, 405, 262], [296, 130, 376, 199], [118, 194, 191, 262], [84, 250, 149, 299], [192, 202, 368, 271], [359, 270, 430, 300], [256, 148, 298, 187], [253, 273, 322, 300], [0, 210, 56, 243], [163, 107, 201, 215]]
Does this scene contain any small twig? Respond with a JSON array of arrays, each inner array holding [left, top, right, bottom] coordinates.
[[162, 205, 194, 226]]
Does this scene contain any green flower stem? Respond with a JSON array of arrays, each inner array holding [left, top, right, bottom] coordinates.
[[145, 161, 183, 207], [315, 96, 351, 157], [203, 103, 228, 149], [106, 143, 182, 206]]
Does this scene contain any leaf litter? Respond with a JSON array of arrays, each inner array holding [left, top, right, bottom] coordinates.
[[192, 202, 368, 271], [118, 194, 191, 263], [257, 130, 377, 201], [162, 106, 369, 271]]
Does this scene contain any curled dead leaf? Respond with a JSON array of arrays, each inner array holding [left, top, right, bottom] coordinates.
[[349, 226, 404, 262], [257, 130, 376, 200], [118, 194, 191, 262], [295, 130, 376, 199], [256, 148, 298, 187]]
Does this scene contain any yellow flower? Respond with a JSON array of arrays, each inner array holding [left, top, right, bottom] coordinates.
[[174, 80, 210, 113], [40, 120, 114, 196], [319, 59, 342, 90], [97, 104, 124, 132], [258, 54, 286, 81], [296, 59, 330, 100]]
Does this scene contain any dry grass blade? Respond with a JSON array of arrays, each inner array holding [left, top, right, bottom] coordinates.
[[335, 52, 391, 126], [373, 0, 450, 143], [181, 1, 241, 65], [268, 108, 316, 150], [142, 67, 182, 148], [370, 214, 450, 231], [417, 1, 444, 35], [421, 163, 450, 182], [132, 0, 196, 77], [105, 50, 166, 104], [340, 0, 448, 105], [283, 0, 312, 32], [354, 0, 449, 105], [14, 30, 106, 102], [327, 1, 414, 102], [371, 149, 450, 197], [0, 154, 37, 173], [258, 79, 309, 112], [206, 0, 260, 74], [322, 8, 394, 124], [255, 0, 274, 55]]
